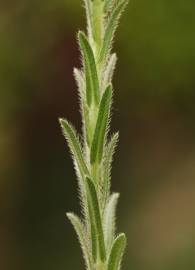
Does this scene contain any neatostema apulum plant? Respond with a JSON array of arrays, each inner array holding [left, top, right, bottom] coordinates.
[[60, 1, 128, 269]]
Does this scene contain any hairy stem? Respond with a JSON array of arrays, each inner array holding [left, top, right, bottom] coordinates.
[[61, 1, 128, 269]]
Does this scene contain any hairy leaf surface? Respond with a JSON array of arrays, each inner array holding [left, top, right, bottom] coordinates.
[[60, 119, 89, 177], [67, 213, 93, 269], [104, 193, 119, 253], [90, 85, 112, 164], [86, 177, 106, 262], [82, 0, 93, 39], [74, 68, 85, 98], [107, 233, 127, 270], [78, 31, 100, 106], [102, 132, 119, 207], [99, 0, 128, 63], [102, 53, 117, 90]]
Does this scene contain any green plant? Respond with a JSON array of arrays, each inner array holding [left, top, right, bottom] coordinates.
[[59, 1, 128, 269]]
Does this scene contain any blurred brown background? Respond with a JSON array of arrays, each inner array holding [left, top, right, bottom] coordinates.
[[0, 1, 195, 269]]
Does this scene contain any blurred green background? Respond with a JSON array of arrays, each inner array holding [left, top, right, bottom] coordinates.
[[1, 0, 195, 269]]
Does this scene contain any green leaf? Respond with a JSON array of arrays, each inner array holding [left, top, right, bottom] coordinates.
[[90, 85, 112, 164], [60, 120, 90, 232], [78, 31, 100, 106], [59, 118, 89, 178], [103, 193, 119, 253], [99, 0, 128, 63], [86, 177, 106, 262], [66, 213, 93, 270], [102, 53, 117, 90], [107, 233, 127, 270], [82, 0, 93, 39], [102, 132, 119, 208], [87, 200, 98, 262]]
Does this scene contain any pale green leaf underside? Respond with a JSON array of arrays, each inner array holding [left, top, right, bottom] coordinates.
[[102, 132, 119, 208], [82, 0, 93, 39], [74, 68, 92, 147], [74, 68, 85, 98], [60, 118, 89, 177], [67, 213, 93, 270], [102, 53, 117, 90], [104, 193, 119, 253]]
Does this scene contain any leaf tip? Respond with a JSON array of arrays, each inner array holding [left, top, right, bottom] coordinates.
[[117, 232, 127, 250], [59, 117, 66, 124], [113, 192, 120, 200], [78, 30, 86, 43], [59, 118, 70, 132], [66, 212, 72, 219]]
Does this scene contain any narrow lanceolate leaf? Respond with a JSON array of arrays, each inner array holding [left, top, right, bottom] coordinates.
[[99, 0, 128, 63], [82, 0, 93, 39], [107, 233, 127, 270], [88, 200, 98, 262], [60, 119, 90, 234], [102, 132, 119, 208], [102, 53, 117, 91], [59, 119, 89, 177], [78, 31, 100, 106], [90, 85, 112, 164], [86, 177, 106, 262], [104, 193, 119, 253], [66, 213, 93, 270]]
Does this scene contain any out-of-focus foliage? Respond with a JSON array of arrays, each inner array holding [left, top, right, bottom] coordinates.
[[0, 1, 195, 270]]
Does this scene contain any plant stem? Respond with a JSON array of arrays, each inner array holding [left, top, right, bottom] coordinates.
[[61, 1, 128, 269]]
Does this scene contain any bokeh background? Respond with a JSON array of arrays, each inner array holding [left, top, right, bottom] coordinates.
[[1, 0, 195, 269]]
